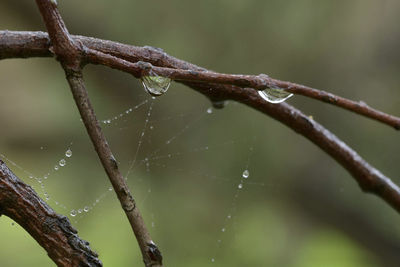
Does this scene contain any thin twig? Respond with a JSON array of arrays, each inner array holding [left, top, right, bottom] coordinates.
[[33, 1, 162, 266], [2, 30, 400, 214], [0, 160, 102, 267], [2, 31, 398, 129]]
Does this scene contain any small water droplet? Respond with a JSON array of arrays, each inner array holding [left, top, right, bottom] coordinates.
[[54, 165, 59, 171], [78, 209, 82, 214], [227, 214, 231, 219], [221, 228, 226, 232], [150, 125, 154, 130], [65, 149, 72, 158], [211, 258, 215, 263], [43, 175, 48, 179], [59, 159, 66, 167], [38, 178, 42, 184], [242, 169, 249, 179], [141, 75, 171, 96], [95, 199, 99, 203], [238, 183, 243, 189], [70, 210, 77, 217], [258, 87, 293, 103], [84, 206, 90, 212], [152, 221, 155, 228], [29, 175, 34, 179], [207, 107, 213, 114], [108, 187, 113, 191], [212, 100, 226, 109]]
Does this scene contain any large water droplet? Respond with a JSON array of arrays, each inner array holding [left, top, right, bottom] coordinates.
[[59, 159, 66, 167], [141, 75, 171, 96], [258, 88, 293, 103], [65, 149, 72, 158], [70, 210, 77, 217], [242, 169, 249, 179], [83, 206, 90, 212]]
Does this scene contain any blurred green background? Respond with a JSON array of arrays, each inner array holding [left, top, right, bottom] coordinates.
[[1, 0, 400, 266]]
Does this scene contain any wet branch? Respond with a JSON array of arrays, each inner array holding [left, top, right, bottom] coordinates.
[[0, 160, 102, 266], [33, 1, 162, 266], [1, 4, 400, 265], [1, 31, 399, 129]]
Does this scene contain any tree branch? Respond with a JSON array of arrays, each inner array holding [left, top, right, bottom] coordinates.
[[1, 31, 399, 129], [1, 30, 400, 214], [33, 1, 162, 266], [0, 160, 102, 267]]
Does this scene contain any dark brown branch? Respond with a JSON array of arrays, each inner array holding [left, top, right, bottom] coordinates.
[[1, 31, 398, 129], [1, 30, 400, 213], [33, 2, 162, 266], [65, 71, 162, 267], [0, 160, 102, 267]]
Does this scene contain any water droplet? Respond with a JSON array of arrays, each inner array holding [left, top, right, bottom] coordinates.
[[141, 75, 171, 96], [29, 175, 34, 179], [78, 209, 82, 214], [70, 210, 77, 217], [59, 159, 66, 167], [211, 258, 215, 263], [38, 178, 42, 184], [150, 125, 154, 130], [11, 222, 15, 226], [212, 100, 226, 109], [54, 165, 59, 171], [207, 107, 213, 114], [221, 228, 226, 232], [151, 221, 155, 228], [65, 149, 72, 158], [84, 206, 90, 212], [108, 187, 113, 191], [258, 87, 293, 103], [43, 175, 48, 180], [227, 214, 231, 219], [95, 199, 99, 203], [238, 183, 243, 189], [242, 169, 249, 179]]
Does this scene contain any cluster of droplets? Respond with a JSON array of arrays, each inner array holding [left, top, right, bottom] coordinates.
[[102, 100, 148, 125]]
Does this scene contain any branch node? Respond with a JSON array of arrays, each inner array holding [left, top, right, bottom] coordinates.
[[147, 241, 163, 265]]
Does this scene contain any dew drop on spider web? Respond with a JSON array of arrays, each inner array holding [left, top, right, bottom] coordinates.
[[70, 210, 77, 217], [65, 149, 72, 158], [207, 107, 213, 114], [54, 165, 59, 171], [242, 169, 249, 179], [141, 75, 171, 96], [258, 88, 293, 103], [59, 159, 66, 167], [238, 183, 243, 189], [83, 206, 90, 212]]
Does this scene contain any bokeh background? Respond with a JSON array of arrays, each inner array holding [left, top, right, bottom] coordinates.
[[1, 0, 400, 266]]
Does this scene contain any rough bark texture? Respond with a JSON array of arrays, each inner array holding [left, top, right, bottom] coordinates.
[[0, 160, 102, 267], [1, 2, 400, 265]]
